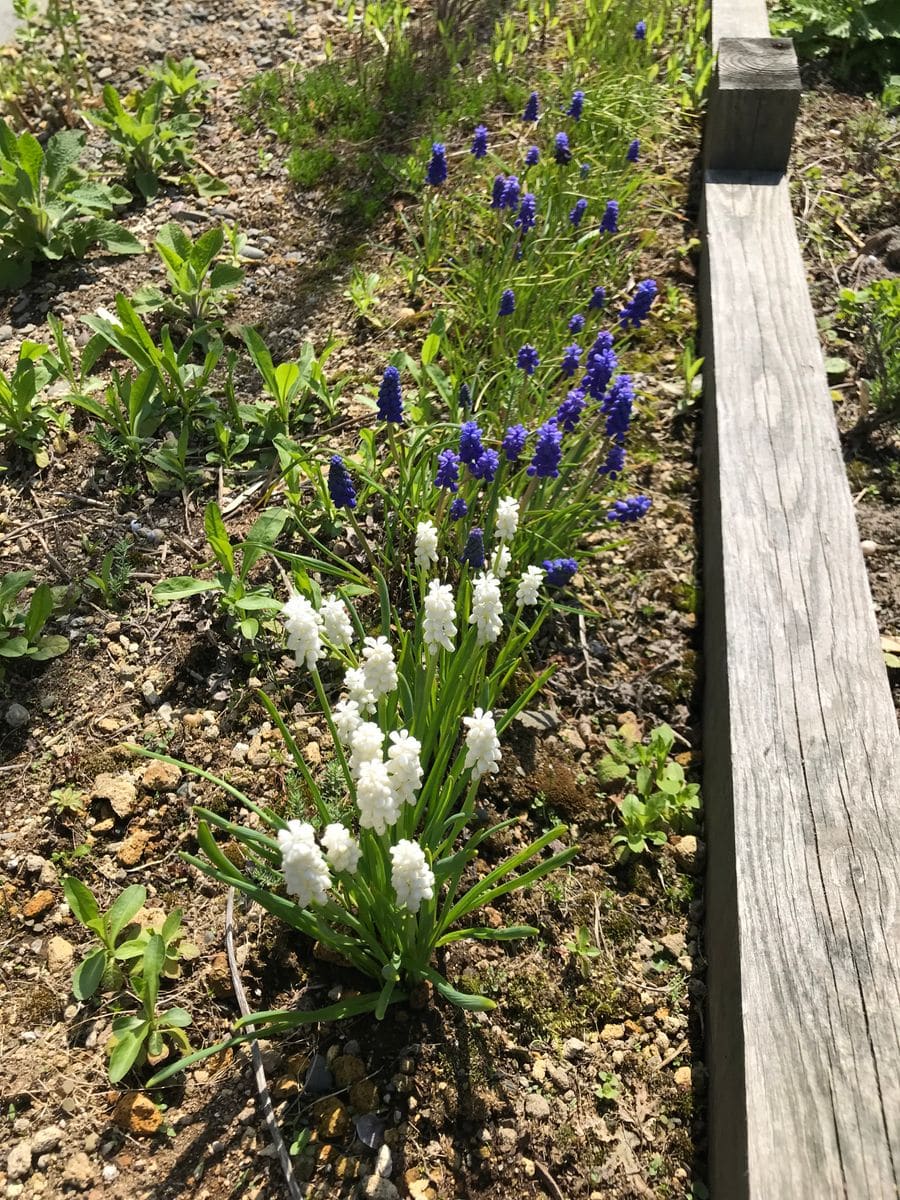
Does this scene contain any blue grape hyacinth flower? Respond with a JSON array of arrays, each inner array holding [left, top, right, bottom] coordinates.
[[501, 175, 521, 210], [426, 142, 448, 186], [502, 424, 528, 462], [517, 344, 540, 375], [469, 448, 500, 483], [634, 19, 647, 39], [523, 91, 540, 122], [600, 200, 619, 233], [569, 198, 588, 228], [568, 312, 585, 334], [461, 526, 486, 569], [458, 381, 472, 410], [459, 420, 485, 467], [554, 131, 572, 165], [491, 174, 506, 209], [627, 138, 640, 163], [499, 288, 516, 317], [328, 455, 357, 510], [608, 495, 651, 523], [543, 557, 578, 587], [556, 388, 587, 432], [588, 285, 606, 310], [525, 145, 540, 167], [619, 279, 658, 330], [515, 193, 537, 233], [471, 125, 489, 159], [598, 442, 626, 479], [561, 344, 582, 378], [527, 418, 563, 478], [377, 365, 403, 423], [602, 374, 635, 441], [435, 448, 461, 493], [567, 90, 585, 120], [450, 496, 468, 521]]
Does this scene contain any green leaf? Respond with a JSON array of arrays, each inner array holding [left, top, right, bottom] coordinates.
[[420, 332, 441, 366], [27, 633, 69, 661], [242, 507, 288, 574], [87, 220, 144, 256], [23, 583, 52, 643], [209, 263, 244, 290], [63, 877, 101, 930], [72, 947, 108, 1000], [203, 501, 234, 573], [151, 576, 219, 602], [106, 884, 147, 943], [422, 967, 496, 1011], [436, 925, 538, 947], [44, 129, 85, 192], [158, 1006, 192, 1029], [142, 932, 166, 1015], [108, 1027, 148, 1083]]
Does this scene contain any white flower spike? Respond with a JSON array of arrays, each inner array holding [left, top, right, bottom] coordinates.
[[277, 820, 331, 907], [469, 572, 503, 644], [423, 579, 457, 654], [282, 593, 324, 671], [495, 495, 519, 542], [322, 823, 362, 874], [415, 519, 439, 571], [361, 635, 398, 701], [319, 595, 354, 647], [390, 839, 435, 913], [463, 707, 502, 779], [516, 565, 544, 607]]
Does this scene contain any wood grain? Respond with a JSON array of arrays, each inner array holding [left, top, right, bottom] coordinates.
[[701, 173, 900, 1199], [705, 38, 801, 171], [710, 0, 769, 47]]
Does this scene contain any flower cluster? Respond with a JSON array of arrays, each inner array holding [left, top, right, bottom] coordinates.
[[278, 821, 333, 908], [461, 526, 486, 570], [423, 579, 457, 653], [282, 594, 323, 670], [426, 142, 448, 186], [320, 595, 354, 647], [515, 193, 537, 234], [377, 365, 403, 423], [471, 125, 489, 159], [463, 708, 501, 778], [390, 840, 435, 913], [608, 495, 652, 523], [517, 564, 544, 607], [523, 91, 539, 122], [328, 455, 357, 511], [619, 279, 658, 330], [498, 288, 516, 317], [543, 557, 578, 587], [600, 200, 619, 234], [527, 417, 562, 478], [554, 131, 572, 165], [569, 198, 588, 228], [517, 344, 540, 375], [567, 90, 585, 120], [470, 572, 503, 643], [415, 519, 440, 571], [627, 138, 640, 163], [495, 495, 519, 541], [435, 448, 460, 492]]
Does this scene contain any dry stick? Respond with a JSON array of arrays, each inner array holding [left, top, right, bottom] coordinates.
[[224, 888, 304, 1200], [534, 1159, 566, 1200]]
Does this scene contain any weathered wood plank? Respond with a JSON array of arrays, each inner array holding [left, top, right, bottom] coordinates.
[[701, 173, 900, 1199], [705, 38, 801, 171]]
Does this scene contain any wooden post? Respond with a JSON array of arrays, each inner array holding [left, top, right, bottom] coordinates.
[[705, 38, 801, 171]]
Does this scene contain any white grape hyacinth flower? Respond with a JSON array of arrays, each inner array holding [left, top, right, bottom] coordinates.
[[322, 823, 362, 874], [516, 564, 545, 607], [349, 720, 383, 779], [277, 820, 331, 907], [469, 572, 503, 644], [463, 707, 502, 779], [492, 544, 511, 580], [495, 495, 520, 542], [356, 757, 399, 834], [415, 519, 440, 571], [361, 635, 398, 700], [344, 665, 376, 714], [282, 593, 324, 670], [423, 579, 456, 654], [390, 839, 435, 914], [332, 698, 362, 746], [319, 595, 354, 647], [387, 729, 423, 806]]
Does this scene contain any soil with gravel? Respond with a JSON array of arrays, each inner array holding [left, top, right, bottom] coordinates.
[[0, 3, 708, 1198]]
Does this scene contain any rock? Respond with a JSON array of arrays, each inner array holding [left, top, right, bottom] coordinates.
[[374, 1143, 392, 1178], [113, 1092, 162, 1136], [524, 1093, 551, 1120], [349, 1079, 379, 1113], [116, 830, 150, 866], [62, 1151, 94, 1190], [546, 1063, 571, 1091], [313, 1096, 351, 1140], [5, 702, 30, 728], [7, 1141, 33, 1180], [30, 1126, 63, 1155], [563, 1037, 586, 1060], [360, 1178, 399, 1200], [207, 951, 232, 998], [0, 324, 13, 341], [332, 1054, 366, 1088], [23, 890, 56, 919], [271, 1076, 300, 1099], [497, 1127, 518, 1154], [672, 835, 704, 874], [239, 245, 266, 260], [141, 761, 182, 792], [600, 1023, 625, 1042], [407, 1181, 436, 1200], [674, 1065, 692, 1089], [559, 726, 586, 752], [46, 936, 75, 972], [304, 741, 322, 767], [90, 774, 137, 820], [230, 742, 250, 763], [660, 932, 686, 958]]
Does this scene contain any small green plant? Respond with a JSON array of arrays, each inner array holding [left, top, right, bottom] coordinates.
[[345, 267, 383, 326], [62, 878, 195, 1082], [601, 725, 700, 861], [86, 80, 224, 201], [0, 340, 68, 465], [132, 222, 244, 328], [838, 279, 900, 426], [594, 1071, 622, 1104], [1, 0, 90, 128], [771, 0, 900, 82], [677, 338, 704, 414], [48, 784, 86, 816], [0, 572, 69, 667], [151, 501, 289, 640], [142, 56, 213, 114], [85, 538, 134, 608], [242, 326, 346, 430], [0, 119, 141, 289], [564, 925, 601, 979]]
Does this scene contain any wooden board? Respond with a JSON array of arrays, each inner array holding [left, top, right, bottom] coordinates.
[[700, 173, 900, 1199], [704, 38, 801, 172]]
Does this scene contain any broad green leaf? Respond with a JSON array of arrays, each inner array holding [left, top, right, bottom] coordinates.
[[72, 947, 107, 1001], [106, 884, 147, 943], [108, 1028, 147, 1083], [151, 577, 219, 602], [203, 501, 234, 573], [44, 129, 84, 193], [142, 932, 165, 1014], [62, 877, 101, 930], [422, 967, 496, 1011], [159, 1006, 192, 1029], [23, 583, 52, 643]]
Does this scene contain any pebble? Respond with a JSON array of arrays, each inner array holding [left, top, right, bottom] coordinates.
[[360, 1178, 399, 1200], [524, 1093, 551, 1120], [30, 1127, 63, 1156], [141, 760, 182, 792], [5, 703, 30, 729], [90, 773, 137, 820], [6, 1141, 32, 1180], [239, 245, 267, 260], [0, 324, 13, 341], [62, 1151, 94, 1190], [113, 1092, 162, 1136], [374, 1144, 393, 1178], [46, 936, 75, 972]]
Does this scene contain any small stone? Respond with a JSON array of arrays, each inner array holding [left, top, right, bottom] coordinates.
[[360, 1178, 399, 1200], [304, 741, 322, 767], [600, 1023, 625, 1042], [62, 1151, 94, 1190], [230, 742, 250, 763], [407, 1181, 436, 1200], [374, 1143, 392, 1178], [660, 932, 686, 958], [349, 1079, 379, 1113], [207, 952, 232, 998], [90, 774, 137, 820], [113, 1092, 162, 1137], [0, 324, 13, 341], [674, 1065, 692, 1089], [335, 1155, 360, 1181], [239, 245, 267, 260], [673, 835, 704, 874], [5, 702, 30, 728], [30, 1127, 63, 1156], [563, 1038, 586, 1060], [141, 761, 182, 792], [7, 1141, 32, 1180], [559, 726, 586, 752], [46, 936, 74, 972], [116, 830, 150, 866], [524, 1093, 551, 1120], [333, 1054, 366, 1088], [313, 1096, 352, 1140], [546, 1063, 571, 1091], [497, 1127, 517, 1154], [23, 890, 55, 919], [271, 1076, 300, 1099]]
